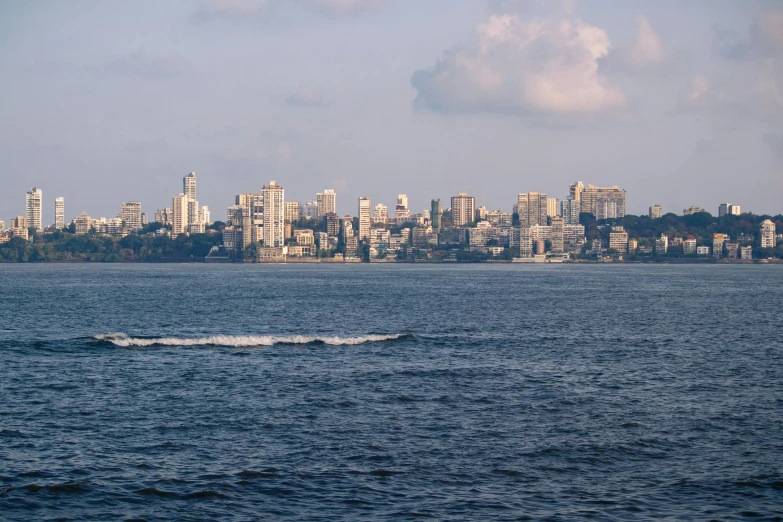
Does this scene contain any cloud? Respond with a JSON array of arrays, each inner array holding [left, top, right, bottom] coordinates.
[[191, 0, 380, 22], [284, 87, 330, 107], [763, 133, 783, 159], [411, 14, 626, 116], [755, 58, 783, 110], [713, 10, 783, 60], [191, 0, 270, 22], [103, 49, 190, 79], [630, 15, 664, 66], [312, 0, 381, 14], [685, 74, 710, 107]]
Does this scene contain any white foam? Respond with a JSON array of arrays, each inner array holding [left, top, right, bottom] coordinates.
[[94, 333, 405, 348]]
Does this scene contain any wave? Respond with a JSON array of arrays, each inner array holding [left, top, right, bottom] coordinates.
[[93, 333, 410, 348]]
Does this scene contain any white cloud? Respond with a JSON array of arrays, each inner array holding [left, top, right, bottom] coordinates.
[[630, 15, 664, 66], [411, 14, 626, 116], [285, 87, 330, 107], [686, 74, 710, 107]]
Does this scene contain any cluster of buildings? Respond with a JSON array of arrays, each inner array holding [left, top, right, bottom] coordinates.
[[2, 177, 779, 262]]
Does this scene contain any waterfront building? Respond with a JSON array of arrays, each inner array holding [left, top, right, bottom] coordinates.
[[580, 185, 626, 218], [550, 217, 565, 254], [284, 201, 301, 223], [655, 234, 668, 255], [412, 226, 438, 248], [302, 201, 318, 220], [26, 187, 43, 231], [760, 219, 776, 248], [358, 197, 371, 241], [172, 193, 189, 237], [726, 243, 739, 259], [713, 233, 728, 258], [54, 197, 65, 229], [121, 201, 143, 231], [569, 181, 584, 204], [261, 181, 285, 248], [683, 239, 697, 255], [547, 198, 560, 218], [649, 205, 662, 219], [451, 193, 476, 227], [718, 203, 741, 217], [697, 246, 710, 256], [294, 229, 315, 245], [628, 238, 638, 252], [515, 192, 548, 227], [373, 203, 388, 224], [740, 246, 753, 259], [370, 228, 390, 248], [317, 190, 337, 220], [609, 226, 629, 253], [155, 208, 172, 226], [560, 198, 580, 225], [199, 207, 211, 227], [326, 213, 340, 237]]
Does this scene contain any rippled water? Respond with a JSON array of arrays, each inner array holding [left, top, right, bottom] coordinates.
[[1, 264, 782, 521]]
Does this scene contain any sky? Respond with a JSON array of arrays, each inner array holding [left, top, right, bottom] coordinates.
[[1, 0, 782, 223]]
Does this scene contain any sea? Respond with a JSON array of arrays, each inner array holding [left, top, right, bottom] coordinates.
[[0, 264, 781, 521]]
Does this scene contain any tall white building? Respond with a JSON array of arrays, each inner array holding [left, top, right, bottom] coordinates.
[[184, 172, 197, 201], [26, 187, 43, 231], [451, 193, 476, 227], [373, 203, 388, 223], [546, 198, 560, 218], [317, 190, 336, 220], [358, 197, 371, 240], [55, 197, 65, 229], [516, 192, 548, 227], [121, 201, 143, 230], [262, 181, 285, 248], [761, 219, 776, 248], [198, 206, 211, 227], [172, 193, 189, 237]]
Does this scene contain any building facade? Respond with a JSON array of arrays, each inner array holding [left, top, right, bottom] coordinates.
[[121, 201, 143, 231], [761, 219, 776, 248], [26, 187, 43, 231], [451, 193, 476, 227], [55, 197, 65, 229], [358, 197, 371, 241], [649, 205, 662, 219], [516, 192, 548, 227]]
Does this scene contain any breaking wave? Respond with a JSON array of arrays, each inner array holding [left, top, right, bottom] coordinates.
[[93, 333, 410, 348]]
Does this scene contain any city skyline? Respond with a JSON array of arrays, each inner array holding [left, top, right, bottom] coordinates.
[[1, 1, 782, 219]]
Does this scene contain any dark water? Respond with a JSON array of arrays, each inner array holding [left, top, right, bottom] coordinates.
[[1, 264, 782, 521]]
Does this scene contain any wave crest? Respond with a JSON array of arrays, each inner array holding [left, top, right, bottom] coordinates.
[[94, 333, 409, 348]]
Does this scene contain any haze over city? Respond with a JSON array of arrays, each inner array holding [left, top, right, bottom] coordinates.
[[1, 0, 782, 218]]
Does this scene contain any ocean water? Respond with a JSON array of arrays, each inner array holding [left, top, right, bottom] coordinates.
[[1, 264, 782, 521]]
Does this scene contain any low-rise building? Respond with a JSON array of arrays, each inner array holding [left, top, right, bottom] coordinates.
[[697, 246, 710, 256], [294, 229, 315, 245], [655, 234, 668, 255], [726, 242, 739, 259], [609, 226, 628, 253], [740, 246, 753, 260], [713, 233, 728, 258], [683, 238, 697, 255]]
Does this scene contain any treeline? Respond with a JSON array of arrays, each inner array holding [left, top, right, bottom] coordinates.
[[0, 231, 222, 262]]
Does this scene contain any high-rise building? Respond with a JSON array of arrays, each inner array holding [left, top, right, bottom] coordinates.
[[569, 181, 584, 203], [184, 172, 197, 201], [155, 208, 172, 226], [596, 198, 621, 220], [515, 192, 548, 227], [397, 194, 408, 211], [55, 197, 65, 229], [284, 201, 301, 223], [121, 202, 143, 230], [373, 203, 388, 223], [326, 213, 340, 236], [261, 181, 285, 248], [550, 216, 565, 253], [547, 198, 560, 218], [560, 198, 580, 225], [713, 233, 727, 258], [580, 185, 626, 217], [26, 187, 43, 231], [649, 205, 663, 219], [302, 201, 318, 220], [451, 193, 476, 227], [317, 190, 336, 220], [172, 193, 189, 237], [199, 206, 211, 227], [719, 203, 741, 216], [395, 194, 410, 220], [761, 219, 776, 248], [358, 197, 371, 241], [431, 199, 443, 232]]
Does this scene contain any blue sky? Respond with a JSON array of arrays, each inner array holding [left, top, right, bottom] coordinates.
[[1, 0, 781, 223]]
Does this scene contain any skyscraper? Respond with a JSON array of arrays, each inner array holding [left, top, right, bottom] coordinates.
[[172, 193, 188, 237], [55, 197, 65, 230], [431, 199, 443, 232], [580, 185, 626, 217], [516, 192, 548, 227], [26, 187, 43, 231], [451, 193, 476, 227], [121, 201, 143, 230], [317, 190, 336, 220], [761, 219, 776, 249], [261, 181, 285, 248], [358, 197, 371, 241]]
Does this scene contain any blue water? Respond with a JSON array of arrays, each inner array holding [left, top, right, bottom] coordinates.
[[1, 264, 782, 521]]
